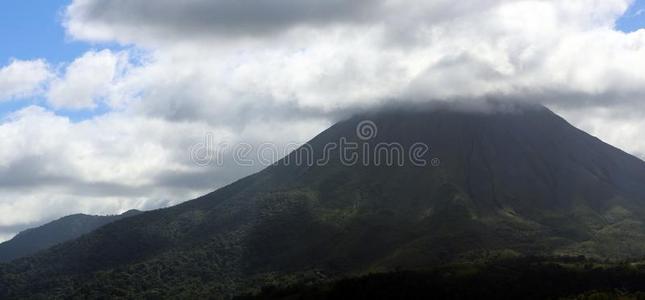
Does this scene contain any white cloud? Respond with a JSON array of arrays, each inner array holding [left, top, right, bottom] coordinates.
[[60, 0, 644, 114], [0, 59, 52, 101], [0, 106, 193, 231], [0, 104, 327, 241], [47, 50, 129, 109]]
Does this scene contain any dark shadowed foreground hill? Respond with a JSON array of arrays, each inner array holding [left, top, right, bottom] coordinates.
[[237, 256, 645, 300], [0, 210, 141, 263], [2, 103, 645, 298]]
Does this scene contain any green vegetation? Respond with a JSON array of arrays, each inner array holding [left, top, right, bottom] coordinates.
[[0, 210, 141, 263], [239, 257, 645, 300]]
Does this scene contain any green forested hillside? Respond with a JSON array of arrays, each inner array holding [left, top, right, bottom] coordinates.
[[0, 210, 141, 263], [2, 104, 645, 299], [238, 257, 645, 300]]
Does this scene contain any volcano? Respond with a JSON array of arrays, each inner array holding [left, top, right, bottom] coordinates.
[[2, 103, 645, 298]]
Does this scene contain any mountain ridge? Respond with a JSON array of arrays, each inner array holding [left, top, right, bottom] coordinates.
[[2, 103, 645, 298], [0, 210, 142, 263]]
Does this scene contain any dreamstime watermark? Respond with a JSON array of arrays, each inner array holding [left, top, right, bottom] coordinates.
[[189, 120, 440, 168]]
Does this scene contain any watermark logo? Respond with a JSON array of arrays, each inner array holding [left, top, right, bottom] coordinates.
[[356, 120, 378, 140], [190, 120, 440, 168]]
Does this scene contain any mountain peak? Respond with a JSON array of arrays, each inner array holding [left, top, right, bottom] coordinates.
[[4, 106, 645, 298]]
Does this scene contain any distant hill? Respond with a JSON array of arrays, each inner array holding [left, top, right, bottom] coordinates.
[[3, 103, 645, 298], [0, 210, 141, 262]]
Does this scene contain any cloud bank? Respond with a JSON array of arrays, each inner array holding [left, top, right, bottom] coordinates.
[[62, 0, 645, 110]]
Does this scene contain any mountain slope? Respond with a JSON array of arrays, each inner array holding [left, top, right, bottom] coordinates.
[[2, 103, 645, 298], [0, 210, 141, 263]]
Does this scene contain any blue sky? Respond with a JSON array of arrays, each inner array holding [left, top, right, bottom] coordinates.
[[0, 0, 119, 121], [0, 0, 86, 64], [617, 0, 645, 32], [1, 0, 82, 119]]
